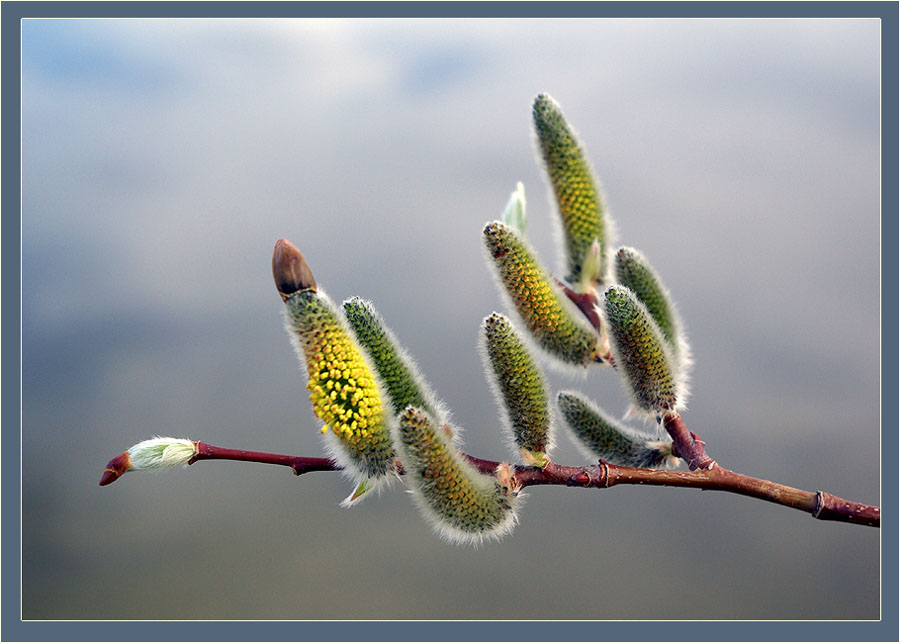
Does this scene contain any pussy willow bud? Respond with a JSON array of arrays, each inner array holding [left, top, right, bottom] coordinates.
[[99, 437, 197, 485], [396, 407, 518, 545], [481, 313, 553, 466], [274, 239, 396, 499], [342, 296, 444, 422], [501, 181, 528, 235], [614, 247, 690, 369], [603, 286, 684, 417], [483, 221, 600, 370], [557, 392, 679, 469], [532, 93, 610, 288]]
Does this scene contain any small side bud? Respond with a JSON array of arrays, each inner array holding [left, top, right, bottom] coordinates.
[[557, 392, 679, 468], [480, 313, 554, 462], [99, 437, 197, 485], [273, 238, 317, 300], [495, 462, 522, 496], [602, 286, 685, 417], [342, 479, 372, 507], [342, 297, 445, 423], [614, 247, 691, 370], [501, 181, 528, 235], [483, 221, 601, 370], [395, 407, 518, 545], [577, 238, 604, 294], [532, 93, 611, 287]]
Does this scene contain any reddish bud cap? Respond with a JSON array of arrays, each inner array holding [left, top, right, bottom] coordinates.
[[99, 451, 131, 486]]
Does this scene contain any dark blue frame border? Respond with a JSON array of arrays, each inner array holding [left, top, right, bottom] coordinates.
[[3, 2, 896, 641]]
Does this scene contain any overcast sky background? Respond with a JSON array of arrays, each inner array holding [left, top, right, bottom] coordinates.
[[21, 17, 880, 621]]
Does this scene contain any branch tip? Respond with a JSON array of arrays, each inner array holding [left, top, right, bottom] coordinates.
[[99, 451, 130, 486]]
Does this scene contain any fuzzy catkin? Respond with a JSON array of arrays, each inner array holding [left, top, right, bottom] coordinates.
[[614, 247, 685, 364], [483, 221, 599, 368], [396, 407, 517, 545], [282, 290, 395, 481], [603, 286, 680, 416], [557, 392, 677, 468], [482, 313, 553, 458], [342, 297, 440, 420], [532, 93, 608, 287]]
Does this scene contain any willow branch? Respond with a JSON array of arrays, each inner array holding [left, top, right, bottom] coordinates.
[[104, 440, 878, 528]]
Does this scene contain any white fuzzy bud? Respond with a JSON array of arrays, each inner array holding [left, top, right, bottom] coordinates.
[[127, 437, 196, 471]]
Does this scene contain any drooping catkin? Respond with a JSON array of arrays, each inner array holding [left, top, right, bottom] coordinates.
[[274, 239, 396, 495], [483, 221, 600, 369], [396, 407, 518, 545], [557, 392, 678, 468], [532, 93, 610, 289], [603, 285, 684, 417], [481, 313, 553, 465]]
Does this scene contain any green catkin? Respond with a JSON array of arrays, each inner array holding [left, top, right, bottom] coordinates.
[[342, 297, 440, 420], [482, 313, 553, 463], [483, 221, 600, 369], [532, 93, 609, 288], [282, 290, 395, 483], [614, 247, 686, 365], [603, 286, 680, 416], [396, 407, 517, 545], [557, 392, 678, 469]]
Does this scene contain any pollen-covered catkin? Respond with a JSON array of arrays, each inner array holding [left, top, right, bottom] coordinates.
[[557, 392, 678, 468], [483, 221, 599, 368], [342, 297, 441, 420], [396, 407, 517, 545], [603, 286, 681, 416], [282, 290, 396, 482], [532, 93, 609, 288], [481, 313, 553, 463]]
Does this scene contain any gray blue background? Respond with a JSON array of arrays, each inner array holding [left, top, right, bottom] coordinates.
[[21, 17, 880, 620]]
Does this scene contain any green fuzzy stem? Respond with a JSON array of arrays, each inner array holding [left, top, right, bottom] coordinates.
[[283, 291, 395, 480], [482, 313, 552, 457], [557, 392, 677, 468], [532, 93, 608, 287], [603, 286, 679, 416], [342, 297, 438, 419], [614, 247, 681, 362], [397, 407, 516, 544], [483, 221, 600, 368]]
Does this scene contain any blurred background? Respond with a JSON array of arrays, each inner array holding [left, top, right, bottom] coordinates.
[[21, 18, 880, 620]]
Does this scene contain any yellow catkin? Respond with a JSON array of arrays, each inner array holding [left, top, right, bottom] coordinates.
[[283, 290, 394, 479]]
